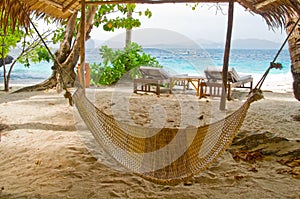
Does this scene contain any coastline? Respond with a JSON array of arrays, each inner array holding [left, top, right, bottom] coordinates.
[[4, 69, 294, 93], [252, 72, 293, 93], [0, 80, 299, 198]]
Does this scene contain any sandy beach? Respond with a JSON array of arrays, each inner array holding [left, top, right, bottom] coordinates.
[[0, 79, 299, 198]]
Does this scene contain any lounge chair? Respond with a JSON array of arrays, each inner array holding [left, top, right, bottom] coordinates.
[[133, 67, 168, 95], [133, 66, 204, 95], [200, 67, 253, 100]]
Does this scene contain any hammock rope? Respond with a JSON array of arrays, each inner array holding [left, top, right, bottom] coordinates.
[[16, 0, 74, 105], [254, 16, 300, 90]]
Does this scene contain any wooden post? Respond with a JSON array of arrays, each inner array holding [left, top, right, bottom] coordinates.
[[220, 0, 234, 111], [79, 0, 86, 91]]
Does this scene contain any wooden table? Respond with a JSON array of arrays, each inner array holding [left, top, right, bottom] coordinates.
[[169, 76, 205, 96]]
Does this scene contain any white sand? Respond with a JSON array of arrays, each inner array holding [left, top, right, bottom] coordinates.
[[0, 81, 299, 198]]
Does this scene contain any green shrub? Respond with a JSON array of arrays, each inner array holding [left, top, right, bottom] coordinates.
[[90, 42, 161, 85]]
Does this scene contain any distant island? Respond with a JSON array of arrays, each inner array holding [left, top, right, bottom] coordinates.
[[90, 38, 287, 50], [87, 29, 286, 50], [195, 38, 286, 49], [230, 39, 286, 49]]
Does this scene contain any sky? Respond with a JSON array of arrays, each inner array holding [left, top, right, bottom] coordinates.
[[90, 3, 287, 44]]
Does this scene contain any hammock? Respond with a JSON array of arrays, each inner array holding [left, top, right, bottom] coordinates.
[[70, 17, 293, 185], [73, 87, 263, 185]]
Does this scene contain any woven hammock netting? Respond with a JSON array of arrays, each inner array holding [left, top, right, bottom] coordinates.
[[73, 87, 263, 185]]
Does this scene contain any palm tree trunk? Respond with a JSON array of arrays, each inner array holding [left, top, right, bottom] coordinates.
[[125, 10, 132, 47], [286, 16, 300, 101]]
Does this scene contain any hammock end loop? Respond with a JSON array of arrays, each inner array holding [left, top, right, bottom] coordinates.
[[249, 88, 264, 103]]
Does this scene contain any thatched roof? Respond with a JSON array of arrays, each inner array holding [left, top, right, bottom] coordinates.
[[0, 0, 81, 32], [1, 0, 300, 32]]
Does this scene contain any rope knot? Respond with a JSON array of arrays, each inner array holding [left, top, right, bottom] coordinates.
[[64, 90, 73, 106], [249, 88, 264, 103], [270, 62, 283, 70]]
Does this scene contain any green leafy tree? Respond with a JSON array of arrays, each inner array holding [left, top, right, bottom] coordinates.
[[17, 4, 152, 92], [0, 26, 22, 91], [0, 18, 51, 91], [90, 42, 161, 85]]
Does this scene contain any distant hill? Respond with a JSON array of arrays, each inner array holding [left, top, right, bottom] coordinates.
[[86, 39, 95, 49], [91, 37, 286, 50], [195, 38, 287, 49], [231, 39, 285, 49]]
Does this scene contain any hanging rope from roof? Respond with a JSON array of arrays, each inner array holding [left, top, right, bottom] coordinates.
[[255, 16, 300, 90], [15, 0, 73, 104]]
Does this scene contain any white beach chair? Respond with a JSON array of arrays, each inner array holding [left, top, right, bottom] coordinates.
[[201, 67, 253, 100], [133, 66, 204, 95]]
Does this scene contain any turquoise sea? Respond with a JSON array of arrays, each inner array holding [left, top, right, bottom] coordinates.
[[0, 48, 291, 85]]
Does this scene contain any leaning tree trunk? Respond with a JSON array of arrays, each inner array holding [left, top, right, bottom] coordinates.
[[286, 16, 300, 101], [15, 6, 98, 92]]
